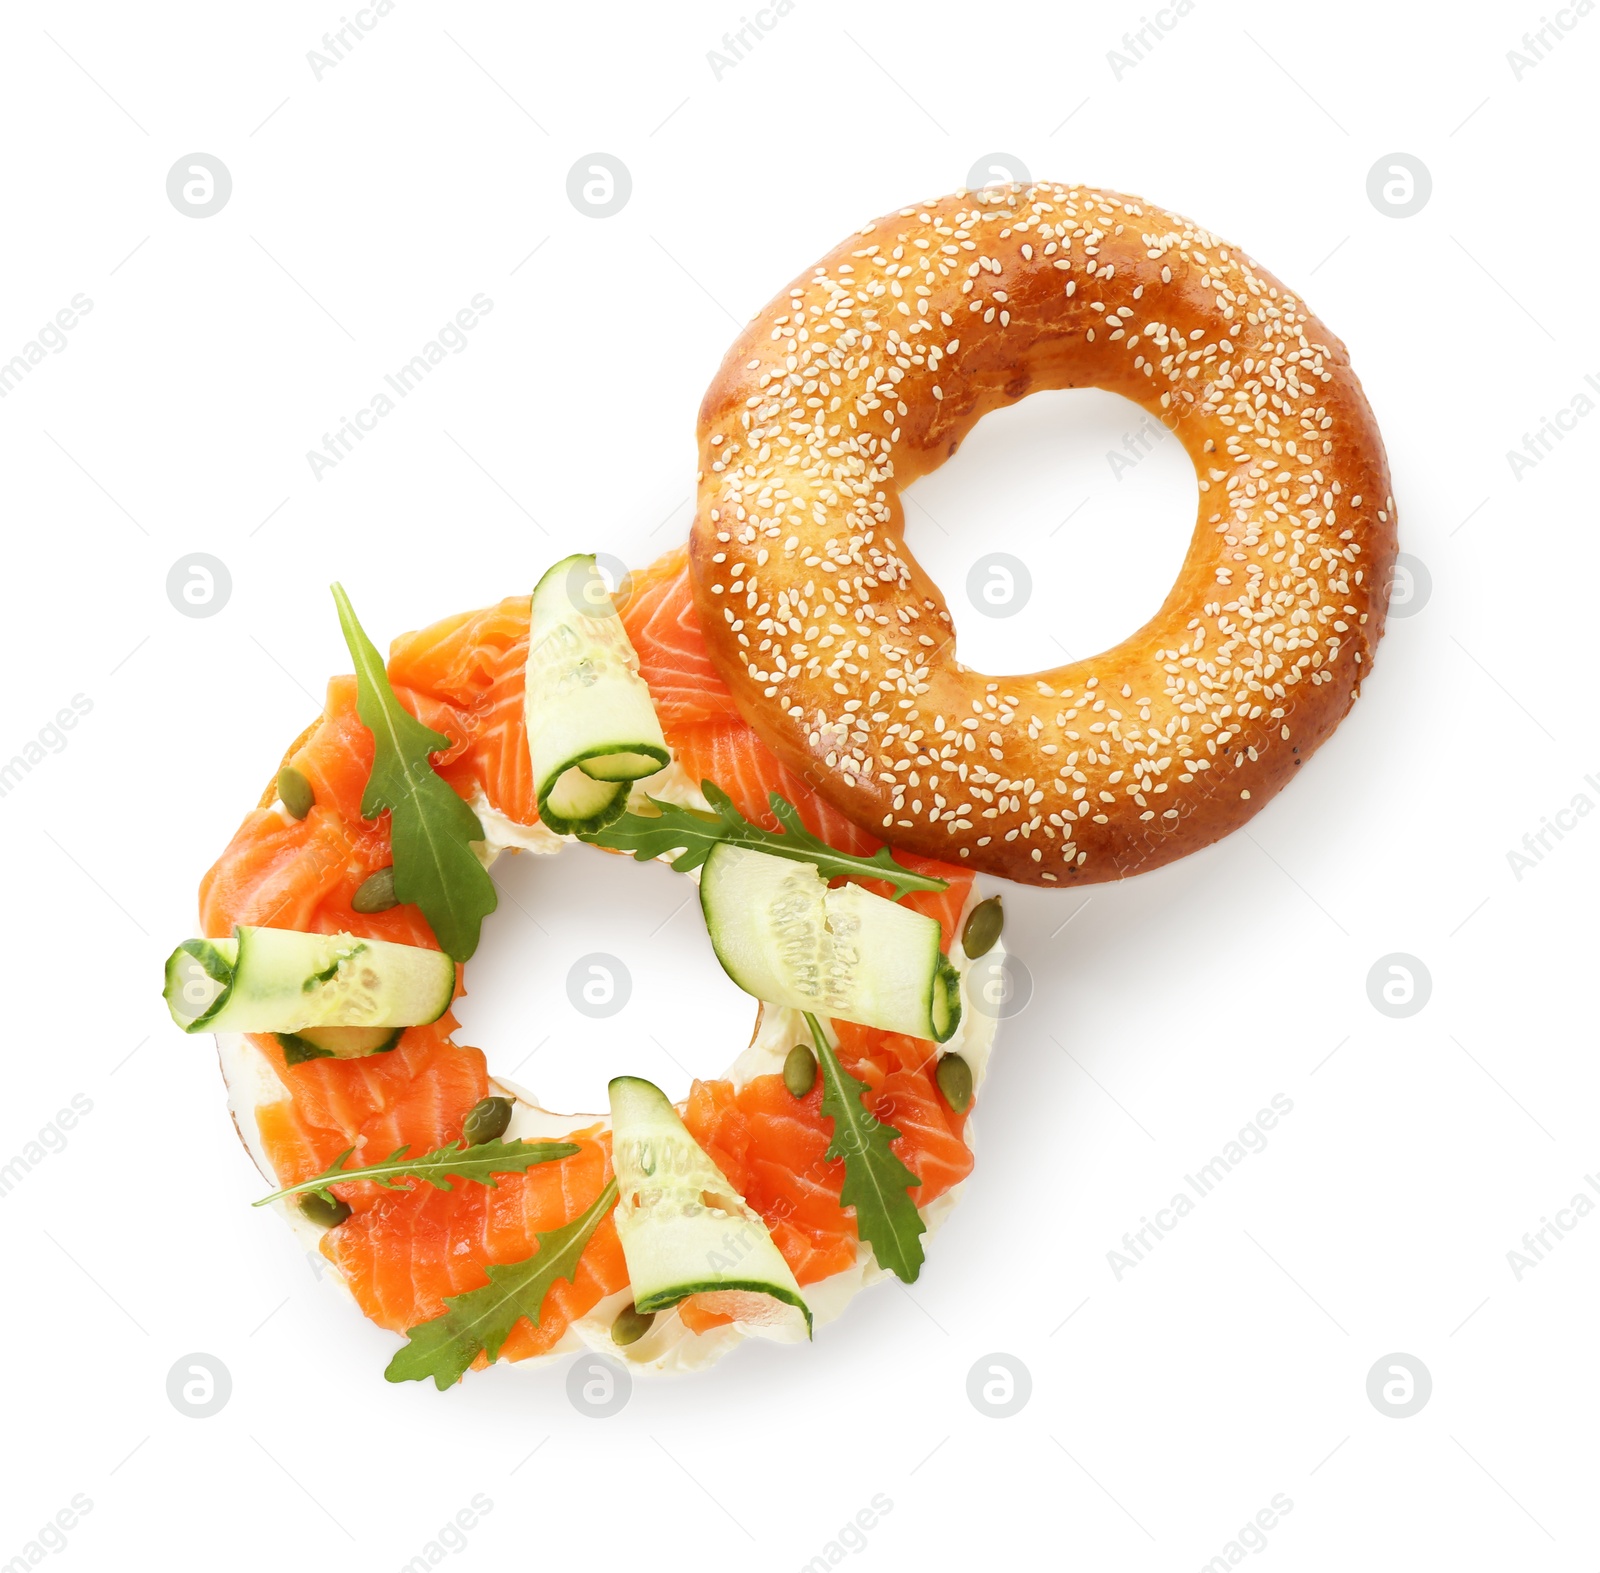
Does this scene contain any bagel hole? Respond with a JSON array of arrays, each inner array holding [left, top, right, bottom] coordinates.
[[901, 388, 1198, 671], [450, 842, 760, 1115]]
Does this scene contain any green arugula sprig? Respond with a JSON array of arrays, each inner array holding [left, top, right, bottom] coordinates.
[[252, 1137, 582, 1209], [333, 583, 498, 960], [805, 1012, 927, 1283], [582, 782, 948, 900], [385, 1178, 619, 1389]]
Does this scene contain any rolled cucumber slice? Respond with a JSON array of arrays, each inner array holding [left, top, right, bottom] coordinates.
[[163, 926, 455, 1036], [699, 845, 962, 1042], [525, 554, 670, 835], [608, 1076, 811, 1338], [275, 1026, 404, 1065]]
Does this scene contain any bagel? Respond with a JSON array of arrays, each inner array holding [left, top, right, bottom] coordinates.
[[187, 553, 999, 1380], [690, 183, 1396, 884]]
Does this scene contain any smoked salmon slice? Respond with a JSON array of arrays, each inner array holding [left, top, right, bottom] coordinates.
[[322, 1135, 628, 1361], [387, 599, 538, 824], [619, 546, 743, 731], [253, 1023, 482, 1198]]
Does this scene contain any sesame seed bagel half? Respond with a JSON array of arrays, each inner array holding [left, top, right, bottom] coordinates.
[[689, 184, 1396, 886]]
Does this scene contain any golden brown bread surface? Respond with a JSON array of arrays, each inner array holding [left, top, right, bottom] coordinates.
[[690, 184, 1396, 885]]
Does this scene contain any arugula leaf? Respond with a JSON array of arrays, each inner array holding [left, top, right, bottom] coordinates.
[[805, 1012, 927, 1283], [386, 1178, 619, 1389], [582, 781, 948, 900], [333, 583, 498, 960], [251, 1137, 581, 1208]]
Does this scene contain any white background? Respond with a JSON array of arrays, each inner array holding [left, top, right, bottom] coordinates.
[[1, 0, 1595, 1568]]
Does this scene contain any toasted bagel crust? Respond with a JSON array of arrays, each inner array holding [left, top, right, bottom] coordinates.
[[691, 185, 1395, 884]]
